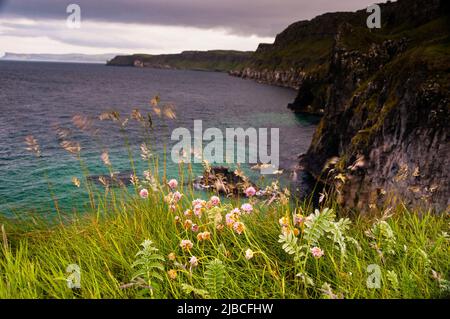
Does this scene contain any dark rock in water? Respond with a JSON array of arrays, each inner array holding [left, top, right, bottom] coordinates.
[[194, 166, 256, 196], [87, 171, 133, 187]]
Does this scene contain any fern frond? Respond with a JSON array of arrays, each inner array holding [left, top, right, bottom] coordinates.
[[304, 208, 335, 245], [131, 240, 165, 290], [204, 259, 226, 298]]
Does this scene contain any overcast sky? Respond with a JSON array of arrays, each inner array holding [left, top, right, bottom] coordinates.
[[0, 0, 385, 56]]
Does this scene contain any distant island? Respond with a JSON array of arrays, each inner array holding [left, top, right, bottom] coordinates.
[[106, 50, 253, 72], [1, 52, 119, 64]]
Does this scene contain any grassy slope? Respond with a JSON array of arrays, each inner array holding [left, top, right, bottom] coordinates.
[[0, 181, 448, 298]]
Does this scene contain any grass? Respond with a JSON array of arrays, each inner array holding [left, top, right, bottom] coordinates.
[[0, 172, 448, 298], [0, 105, 448, 299]]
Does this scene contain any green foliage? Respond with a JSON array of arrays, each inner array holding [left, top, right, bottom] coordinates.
[[303, 208, 335, 245], [181, 284, 210, 299], [131, 239, 165, 295], [0, 185, 448, 299], [368, 220, 397, 256], [204, 259, 226, 298]]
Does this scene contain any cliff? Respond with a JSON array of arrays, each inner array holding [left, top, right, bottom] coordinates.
[[106, 50, 252, 72], [235, 0, 449, 212]]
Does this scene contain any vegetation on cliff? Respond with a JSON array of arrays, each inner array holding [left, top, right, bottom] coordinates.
[[107, 50, 252, 72]]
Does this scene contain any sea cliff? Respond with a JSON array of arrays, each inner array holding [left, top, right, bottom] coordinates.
[[233, 0, 449, 211]]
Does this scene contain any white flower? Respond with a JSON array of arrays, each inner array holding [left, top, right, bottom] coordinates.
[[245, 249, 254, 260]]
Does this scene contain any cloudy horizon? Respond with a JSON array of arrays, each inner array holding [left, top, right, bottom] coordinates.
[[0, 0, 388, 56]]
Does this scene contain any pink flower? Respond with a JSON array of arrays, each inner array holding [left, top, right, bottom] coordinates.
[[180, 239, 193, 251], [139, 188, 149, 199], [168, 179, 178, 189], [191, 224, 199, 232], [225, 213, 234, 227], [210, 196, 220, 206], [193, 204, 203, 217], [233, 222, 245, 235], [230, 208, 241, 216], [245, 186, 256, 197], [184, 209, 192, 217], [293, 214, 304, 226], [192, 199, 206, 207], [241, 203, 253, 214], [310, 247, 324, 258], [172, 191, 183, 202], [189, 256, 198, 267]]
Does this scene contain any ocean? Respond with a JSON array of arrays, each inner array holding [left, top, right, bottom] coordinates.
[[0, 60, 318, 216]]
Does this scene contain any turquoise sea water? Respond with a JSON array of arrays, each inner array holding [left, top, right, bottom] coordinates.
[[0, 61, 318, 216]]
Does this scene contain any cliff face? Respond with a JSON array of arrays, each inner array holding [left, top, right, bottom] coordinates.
[[306, 1, 449, 212], [107, 50, 252, 72], [238, 0, 449, 212]]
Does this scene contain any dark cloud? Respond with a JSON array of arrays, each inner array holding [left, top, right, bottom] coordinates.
[[0, 0, 381, 37]]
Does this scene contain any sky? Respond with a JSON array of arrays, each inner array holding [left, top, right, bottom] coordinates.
[[0, 0, 386, 56]]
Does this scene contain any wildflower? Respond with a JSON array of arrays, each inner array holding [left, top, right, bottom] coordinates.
[[241, 203, 253, 214], [281, 226, 291, 236], [168, 252, 176, 261], [174, 216, 180, 223], [209, 196, 220, 206], [293, 214, 304, 227], [101, 151, 111, 166], [319, 192, 326, 203], [233, 222, 245, 235], [163, 103, 177, 119], [183, 219, 193, 230], [168, 179, 178, 189], [172, 191, 183, 203], [150, 95, 160, 107], [279, 216, 289, 227], [143, 170, 152, 181], [140, 143, 152, 160], [230, 208, 241, 216], [180, 239, 193, 251], [131, 109, 144, 122], [167, 269, 177, 280], [293, 228, 301, 236], [184, 209, 192, 217], [71, 177, 81, 187], [139, 188, 149, 199], [99, 111, 120, 121], [130, 174, 139, 186], [191, 224, 199, 232], [72, 114, 93, 132], [193, 204, 203, 217], [60, 140, 81, 155], [311, 247, 324, 258], [225, 213, 238, 227], [197, 231, 211, 241], [245, 249, 254, 260], [189, 256, 198, 267], [98, 176, 109, 187], [201, 231, 211, 240], [216, 224, 224, 231], [245, 186, 256, 197], [192, 199, 206, 207]]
